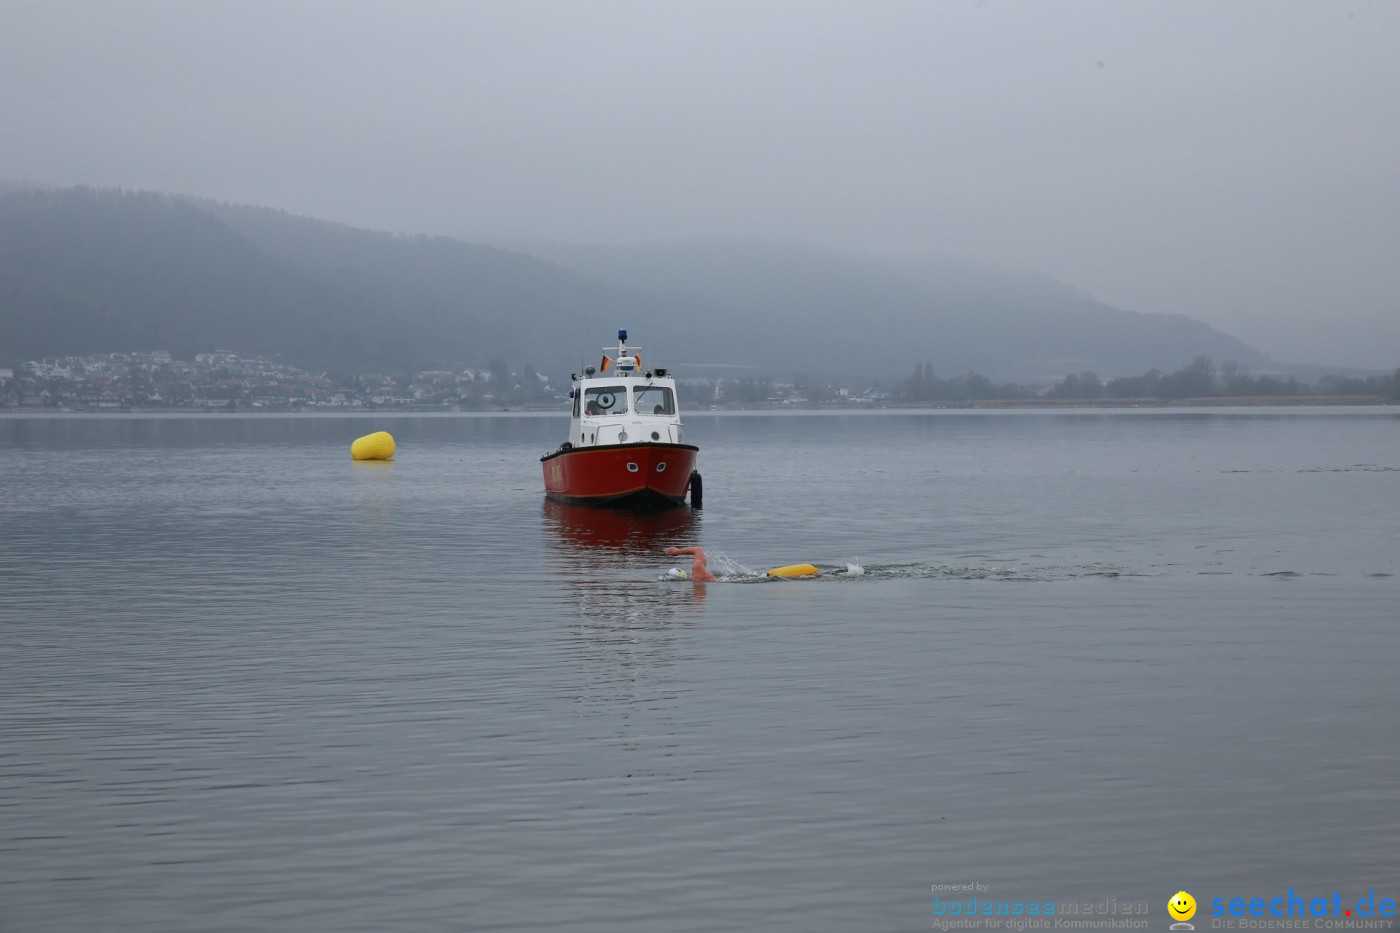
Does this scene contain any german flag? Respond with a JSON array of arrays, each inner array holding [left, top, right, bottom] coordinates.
[[600, 356, 612, 373]]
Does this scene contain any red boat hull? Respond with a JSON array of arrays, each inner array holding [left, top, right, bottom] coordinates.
[[541, 442, 698, 508]]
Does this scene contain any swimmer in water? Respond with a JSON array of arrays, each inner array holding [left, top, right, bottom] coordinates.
[[665, 545, 718, 582]]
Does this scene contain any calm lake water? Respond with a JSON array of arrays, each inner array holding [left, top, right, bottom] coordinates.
[[2, 409, 1398, 932]]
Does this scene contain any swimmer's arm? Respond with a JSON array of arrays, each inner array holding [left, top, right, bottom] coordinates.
[[665, 546, 717, 581]]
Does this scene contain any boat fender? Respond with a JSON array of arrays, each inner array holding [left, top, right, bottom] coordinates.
[[689, 470, 703, 509], [767, 563, 820, 578], [351, 431, 395, 461]]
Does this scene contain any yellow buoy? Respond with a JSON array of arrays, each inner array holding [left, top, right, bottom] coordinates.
[[766, 563, 819, 578], [351, 430, 396, 461]]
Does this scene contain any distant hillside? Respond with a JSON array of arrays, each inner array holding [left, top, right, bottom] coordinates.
[[0, 185, 1270, 381], [0, 187, 383, 368], [522, 240, 1271, 381], [0, 186, 649, 373]]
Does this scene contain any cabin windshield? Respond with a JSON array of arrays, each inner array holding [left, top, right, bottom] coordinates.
[[634, 385, 675, 416], [583, 385, 629, 415]]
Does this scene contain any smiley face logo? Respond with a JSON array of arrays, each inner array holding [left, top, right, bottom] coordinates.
[[1168, 891, 1197, 922]]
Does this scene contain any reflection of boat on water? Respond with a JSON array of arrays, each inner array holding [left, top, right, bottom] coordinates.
[[543, 499, 708, 620], [542, 499, 698, 559], [540, 329, 700, 510]]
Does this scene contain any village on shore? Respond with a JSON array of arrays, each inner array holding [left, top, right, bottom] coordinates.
[[1, 350, 1394, 413]]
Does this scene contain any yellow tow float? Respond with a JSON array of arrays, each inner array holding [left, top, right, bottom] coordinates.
[[766, 563, 820, 578]]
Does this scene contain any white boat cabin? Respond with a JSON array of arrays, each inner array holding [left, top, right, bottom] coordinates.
[[567, 336, 686, 448]]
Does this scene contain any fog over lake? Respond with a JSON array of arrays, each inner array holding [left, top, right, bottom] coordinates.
[[3, 2, 1398, 368]]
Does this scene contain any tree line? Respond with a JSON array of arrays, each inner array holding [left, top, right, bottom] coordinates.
[[893, 357, 1400, 403], [1042, 357, 1400, 400], [892, 361, 1035, 402]]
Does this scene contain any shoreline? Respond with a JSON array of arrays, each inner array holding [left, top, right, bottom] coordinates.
[[1, 395, 1393, 416]]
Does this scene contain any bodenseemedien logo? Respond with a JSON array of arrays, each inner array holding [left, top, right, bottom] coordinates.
[[1170, 891, 1198, 931]]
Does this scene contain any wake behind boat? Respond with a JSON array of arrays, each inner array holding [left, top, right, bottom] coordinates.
[[541, 329, 700, 509]]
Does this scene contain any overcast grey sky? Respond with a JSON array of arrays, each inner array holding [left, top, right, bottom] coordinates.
[[3, 1, 1398, 367]]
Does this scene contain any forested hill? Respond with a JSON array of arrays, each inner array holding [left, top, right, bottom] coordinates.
[[0, 187, 643, 373], [523, 240, 1270, 380], [0, 185, 1269, 380]]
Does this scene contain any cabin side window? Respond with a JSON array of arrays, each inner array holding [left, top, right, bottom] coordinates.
[[633, 385, 675, 416], [583, 385, 629, 415], [572, 390, 581, 418]]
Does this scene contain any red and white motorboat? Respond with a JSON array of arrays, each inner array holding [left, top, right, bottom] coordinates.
[[541, 330, 701, 509]]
